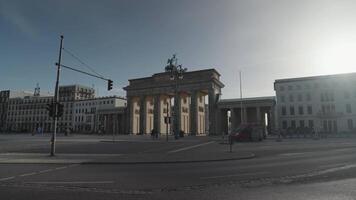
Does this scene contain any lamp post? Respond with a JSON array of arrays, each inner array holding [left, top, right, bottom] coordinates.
[[165, 55, 187, 139]]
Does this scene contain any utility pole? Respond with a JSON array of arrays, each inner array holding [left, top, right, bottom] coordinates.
[[166, 102, 169, 142], [239, 71, 243, 125], [51, 35, 63, 156]]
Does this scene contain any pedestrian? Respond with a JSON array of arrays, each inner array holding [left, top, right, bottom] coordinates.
[[151, 129, 155, 139], [155, 129, 159, 139]]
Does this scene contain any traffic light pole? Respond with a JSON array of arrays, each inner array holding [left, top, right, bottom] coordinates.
[[51, 35, 63, 156]]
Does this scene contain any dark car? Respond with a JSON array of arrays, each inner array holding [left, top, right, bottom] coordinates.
[[230, 123, 264, 142]]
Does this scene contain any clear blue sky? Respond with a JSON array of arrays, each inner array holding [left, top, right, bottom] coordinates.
[[1, 0, 356, 98]]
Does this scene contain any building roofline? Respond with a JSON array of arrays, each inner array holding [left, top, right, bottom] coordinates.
[[275, 72, 356, 84], [128, 68, 220, 82], [73, 96, 126, 102], [219, 96, 275, 103], [59, 84, 94, 89]]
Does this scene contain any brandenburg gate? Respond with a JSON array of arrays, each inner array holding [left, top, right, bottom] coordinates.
[[124, 68, 224, 136]]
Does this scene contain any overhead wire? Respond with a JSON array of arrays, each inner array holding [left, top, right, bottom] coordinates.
[[62, 47, 105, 79]]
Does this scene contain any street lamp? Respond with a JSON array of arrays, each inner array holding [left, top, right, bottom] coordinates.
[[165, 54, 187, 139]]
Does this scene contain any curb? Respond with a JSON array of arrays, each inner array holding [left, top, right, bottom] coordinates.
[[81, 153, 256, 165], [0, 153, 255, 165]]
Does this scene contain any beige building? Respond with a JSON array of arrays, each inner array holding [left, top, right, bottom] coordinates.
[[124, 69, 224, 136]]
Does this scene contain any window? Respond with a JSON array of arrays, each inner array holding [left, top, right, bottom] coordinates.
[[290, 106, 295, 115], [308, 120, 314, 128], [291, 120, 296, 128], [320, 93, 324, 102], [346, 104, 352, 113], [348, 119, 353, 130], [298, 106, 304, 115], [307, 106, 312, 115], [288, 85, 293, 90], [330, 92, 334, 101], [296, 85, 301, 90], [282, 106, 286, 116], [279, 86, 285, 91], [344, 91, 350, 99], [298, 94, 302, 101], [306, 93, 311, 101], [289, 94, 294, 102], [331, 104, 335, 112], [282, 121, 287, 129], [299, 120, 304, 127], [280, 96, 285, 103]]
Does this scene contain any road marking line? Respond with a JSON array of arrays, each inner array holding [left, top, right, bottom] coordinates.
[[38, 169, 54, 173], [0, 176, 15, 181], [278, 152, 305, 156], [167, 141, 215, 154], [200, 171, 269, 179], [26, 181, 115, 184], [19, 172, 37, 177], [55, 166, 68, 170]]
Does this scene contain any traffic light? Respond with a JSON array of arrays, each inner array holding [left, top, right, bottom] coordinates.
[[107, 79, 113, 91], [57, 103, 64, 117], [46, 103, 54, 118]]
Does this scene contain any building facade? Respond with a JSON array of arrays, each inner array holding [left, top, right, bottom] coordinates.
[[275, 73, 356, 134], [5, 85, 95, 133], [0, 90, 34, 132], [73, 96, 126, 133]]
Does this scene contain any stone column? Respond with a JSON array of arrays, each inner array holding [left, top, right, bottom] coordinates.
[[243, 107, 248, 124], [139, 96, 146, 135], [230, 108, 237, 130], [174, 94, 182, 136], [153, 95, 161, 134], [256, 107, 261, 124], [208, 89, 217, 135], [189, 91, 198, 136], [127, 97, 133, 134]]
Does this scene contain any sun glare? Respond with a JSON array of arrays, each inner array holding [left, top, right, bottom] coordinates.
[[312, 36, 356, 75]]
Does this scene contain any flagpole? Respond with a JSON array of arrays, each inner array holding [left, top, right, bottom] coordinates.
[[240, 71, 243, 124]]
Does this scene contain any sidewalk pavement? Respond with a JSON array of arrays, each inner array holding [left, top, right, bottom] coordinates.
[[0, 142, 254, 164]]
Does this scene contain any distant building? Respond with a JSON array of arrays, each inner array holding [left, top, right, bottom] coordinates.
[[274, 73, 356, 133], [0, 90, 33, 132], [5, 84, 95, 133], [73, 96, 126, 133]]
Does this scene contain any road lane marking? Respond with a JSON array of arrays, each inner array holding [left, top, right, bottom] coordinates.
[[200, 171, 269, 180], [38, 169, 54, 173], [26, 181, 115, 184], [278, 152, 306, 156], [19, 172, 37, 177], [0, 164, 80, 182], [167, 141, 215, 154], [0, 176, 15, 181]]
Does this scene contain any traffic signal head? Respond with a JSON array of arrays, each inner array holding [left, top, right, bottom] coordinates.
[[46, 103, 54, 118], [107, 79, 113, 91]]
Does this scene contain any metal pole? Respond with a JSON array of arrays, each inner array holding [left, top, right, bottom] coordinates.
[[174, 74, 179, 139], [239, 71, 243, 124], [51, 35, 63, 156], [112, 115, 115, 142], [166, 102, 169, 142]]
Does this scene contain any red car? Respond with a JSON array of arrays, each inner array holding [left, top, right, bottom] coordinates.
[[230, 124, 264, 142]]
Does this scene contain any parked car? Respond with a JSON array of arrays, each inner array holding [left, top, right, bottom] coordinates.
[[229, 123, 264, 142]]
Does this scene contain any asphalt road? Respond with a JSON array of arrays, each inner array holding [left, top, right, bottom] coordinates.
[[1, 134, 356, 199]]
